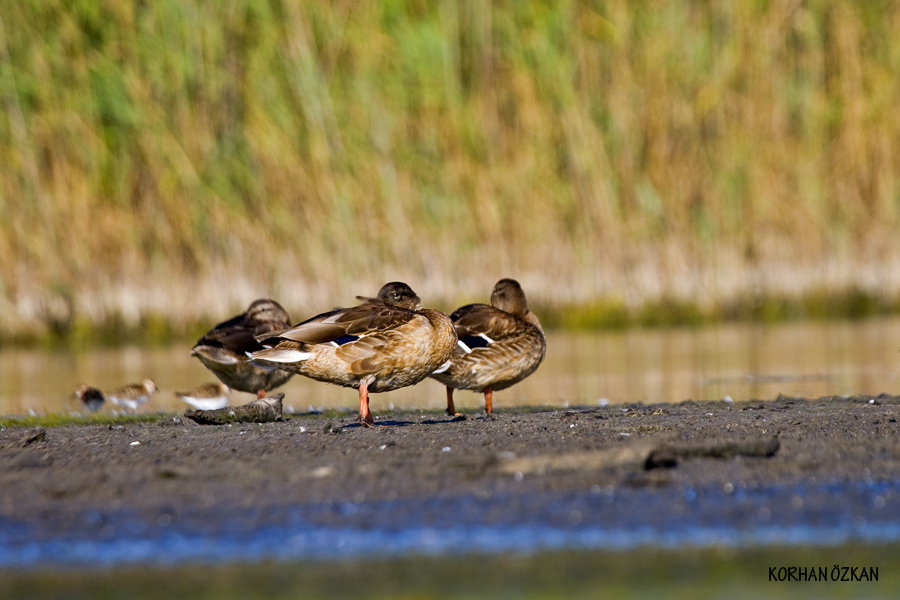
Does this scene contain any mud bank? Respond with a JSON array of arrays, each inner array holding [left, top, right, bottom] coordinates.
[[1, 394, 900, 568]]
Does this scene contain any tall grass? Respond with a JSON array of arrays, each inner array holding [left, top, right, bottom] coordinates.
[[1, 1, 899, 340]]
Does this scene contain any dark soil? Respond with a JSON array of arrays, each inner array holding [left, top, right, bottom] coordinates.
[[2, 393, 900, 561]]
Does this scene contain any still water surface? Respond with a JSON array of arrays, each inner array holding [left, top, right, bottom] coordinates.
[[2, 317, 899, 416]]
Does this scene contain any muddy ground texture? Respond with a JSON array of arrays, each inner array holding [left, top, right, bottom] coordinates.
[[2, 394, 900, 553]]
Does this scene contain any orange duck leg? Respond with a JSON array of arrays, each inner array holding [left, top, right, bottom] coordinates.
[[358, 380, 377, 427]]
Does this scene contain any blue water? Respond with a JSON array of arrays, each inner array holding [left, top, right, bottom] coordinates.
[[3, 479, 899, 569]]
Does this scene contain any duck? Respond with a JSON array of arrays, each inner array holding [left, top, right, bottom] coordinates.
[[191, 298, 295, 398], [248, 282, 457, 426], [430, 278, 546, 415], [175, 382, 231, 411], [73, 384, 105, 412], [107, 379, 157, 411]]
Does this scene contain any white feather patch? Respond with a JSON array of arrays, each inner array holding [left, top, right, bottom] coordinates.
[[256, 350, 312, 363], [457, 340, 472, 354], [432, 360, 452, 374], [478, 333, 495, 344]]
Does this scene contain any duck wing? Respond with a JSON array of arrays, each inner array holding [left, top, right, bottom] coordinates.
[[197, 303, 291, 354], [450, 303, 528, 349], [258, 299, 419, 346], [196, 313, 265, 355]]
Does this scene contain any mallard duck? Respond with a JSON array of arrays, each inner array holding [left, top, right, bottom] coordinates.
[[248, 282, 457, 426], [176, 382, 231, 410], [430, 278, 546, 415], [191, 298, 295, 398], [73, 384, 105, 412], [107, 379, 157, 411]]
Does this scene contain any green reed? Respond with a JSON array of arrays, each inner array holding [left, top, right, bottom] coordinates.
[[1, 1, 899, 341]]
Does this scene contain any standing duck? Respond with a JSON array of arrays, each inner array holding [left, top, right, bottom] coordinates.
[[191, 299, 294, 398], [248, 282, 457, 427], [430, 278, 546, 415]]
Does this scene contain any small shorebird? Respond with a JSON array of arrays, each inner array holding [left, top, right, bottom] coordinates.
[[175, 382, 231, 411], [430, 278, 546, 415], [106, 379, 157, 411], [192, 299, 295, 398], [73, 385, 105, 412], [249, 282, 457, 427]]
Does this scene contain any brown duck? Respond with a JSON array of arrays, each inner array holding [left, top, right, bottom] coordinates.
[[430, 278, 546, 415], [191, 299, 295, 398], [248, 282, 457, 426]]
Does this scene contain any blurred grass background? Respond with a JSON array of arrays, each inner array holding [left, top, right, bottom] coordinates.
[[1, 0, 899, 343]]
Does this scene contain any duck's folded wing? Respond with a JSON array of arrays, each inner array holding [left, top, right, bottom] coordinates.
[[450, 304, 525, 342], [196, 324, 262, 354], [253, 318, 291, 337], [191, 345, 241, 365], [259, 302, 418, 345], [334, 329, 406, 374]]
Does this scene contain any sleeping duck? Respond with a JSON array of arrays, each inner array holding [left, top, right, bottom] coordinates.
[[430, 278, 546, 415], [191, 298, 295, 398], [248, 282, 457, 426]]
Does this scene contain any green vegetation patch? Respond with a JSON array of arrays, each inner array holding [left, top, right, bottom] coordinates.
[[3, 543, 897, 600]]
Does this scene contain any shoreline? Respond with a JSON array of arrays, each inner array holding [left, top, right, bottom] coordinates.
[[3, 289, 899, 347], [1, 394, 899, 569]]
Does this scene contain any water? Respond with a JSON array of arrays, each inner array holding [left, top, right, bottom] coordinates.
[[4, 480, 900, 568], [4, 317, 900, 595], [3, 479, 900, 598], [2, 317, 899, 416]]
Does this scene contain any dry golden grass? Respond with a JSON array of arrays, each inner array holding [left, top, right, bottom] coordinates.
[[1, 1, 899, 340]]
